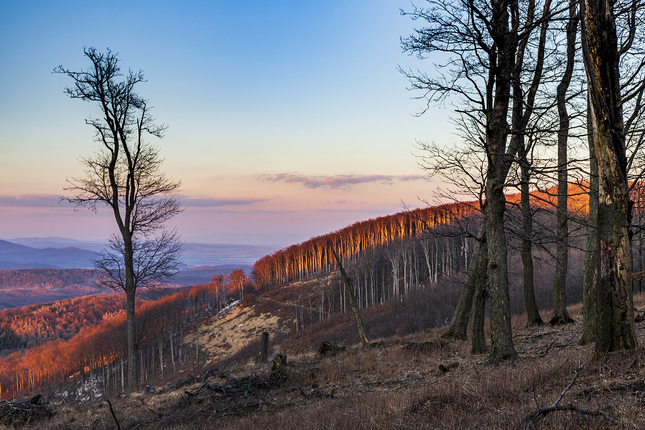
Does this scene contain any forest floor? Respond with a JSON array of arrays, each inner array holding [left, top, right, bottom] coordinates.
[[12, 296, 645, 430]]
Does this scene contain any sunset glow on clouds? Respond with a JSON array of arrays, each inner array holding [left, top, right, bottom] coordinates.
[[0, 1, 454, 248]]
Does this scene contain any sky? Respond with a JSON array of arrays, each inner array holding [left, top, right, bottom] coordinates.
[[0, 0, 456, 249]]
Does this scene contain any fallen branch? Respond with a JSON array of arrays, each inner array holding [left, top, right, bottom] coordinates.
[[106, 399, 122, 430], [515, 363, 618, 429], [518, 404, 618, 429]]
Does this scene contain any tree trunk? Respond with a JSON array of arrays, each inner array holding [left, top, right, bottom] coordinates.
[[485, 178, 516, 360], [521, 161, 543, 326], [170, 330, 176, 372], [581, 96, 599, 345], [471, 247, 489, 354], [126, 283, 138, 392], [260, 331, 269, 363], [582, 0, 637, 358], [486, 0, 517, 362], [550, 0, 577, 325], [122, 229, 139, 393], [442, 229, 486, 340], [159, 337, 164, 379]]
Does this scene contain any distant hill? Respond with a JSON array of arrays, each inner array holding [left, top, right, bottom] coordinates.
[[0, 239, 98, 269], [0, 265, 252, 310], [0, 287, 186, 355], [0, 268, 105, 309], [4, 238, 275, 269]]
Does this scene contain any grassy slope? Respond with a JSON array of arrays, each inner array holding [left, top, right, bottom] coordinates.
[[22, 290, 645, 430]]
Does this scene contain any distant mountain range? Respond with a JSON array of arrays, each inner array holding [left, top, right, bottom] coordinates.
[[0, 237, 276, 270], [0, 240, 97, 270]]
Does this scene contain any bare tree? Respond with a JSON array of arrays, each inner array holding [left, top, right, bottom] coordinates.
[[580, 0, 645, 344], [56, 47, 183, 392], [550, 0, 579, 325], [401, 0, 565, 360], [329, 243, 369, 347]]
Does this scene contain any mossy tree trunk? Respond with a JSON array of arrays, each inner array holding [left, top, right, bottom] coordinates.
[[471, 247, 489, 354]]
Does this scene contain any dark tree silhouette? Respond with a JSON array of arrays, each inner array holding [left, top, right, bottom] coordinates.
[[550, 0, 579, 326], [55, 47, 183, 392], [400, 0, 564, 360]]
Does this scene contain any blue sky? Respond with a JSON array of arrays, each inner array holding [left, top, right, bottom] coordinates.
[[0, 1, 455, 248]]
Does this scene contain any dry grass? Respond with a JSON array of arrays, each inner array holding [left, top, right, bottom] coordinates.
[[19, 293, 645, 429]]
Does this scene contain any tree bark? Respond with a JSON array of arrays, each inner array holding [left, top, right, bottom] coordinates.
[[582, 0, 637, 358], [471, 247, 489, 354], [442, 229, 486, 340], [485, 179, 516, 360], [124, 237, 138, 393], [486, 0, 517, 362], [521, 161, 543, 327], [581, 96, 599, 345]]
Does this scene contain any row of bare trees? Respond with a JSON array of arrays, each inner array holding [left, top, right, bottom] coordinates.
[[400, 0, 645, 360]]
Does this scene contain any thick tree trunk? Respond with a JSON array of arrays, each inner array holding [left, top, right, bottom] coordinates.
[[126, 286, 137, 392], [486, 0, 517, 362], [485, 179, 516, 360], [471, 247, 489, 354], [124, 234, 138, 393], [583, 0, 637, 358], [581, 98, 599, 345]]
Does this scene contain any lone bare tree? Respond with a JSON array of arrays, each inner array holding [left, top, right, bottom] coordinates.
[[56, 47, 183, 392]]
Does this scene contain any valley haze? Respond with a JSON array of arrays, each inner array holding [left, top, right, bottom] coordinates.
[[2, 237, 275, 269], [0, 237, 270, 309]]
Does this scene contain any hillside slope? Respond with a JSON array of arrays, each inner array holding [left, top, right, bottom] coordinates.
[[23, 296, 645, 430]]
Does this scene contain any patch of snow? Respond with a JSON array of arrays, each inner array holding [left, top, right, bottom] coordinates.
[[216, 300, 240, 320]]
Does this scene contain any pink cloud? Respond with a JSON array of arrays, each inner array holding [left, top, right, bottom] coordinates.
[[181, 197, 268, 207], [257, 173, 426, 189]]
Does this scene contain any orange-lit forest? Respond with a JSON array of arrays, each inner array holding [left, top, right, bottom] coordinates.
[[253, 183, 645, 327], [253, 184, 594, 291], [0, 271, 249, 400], [0, 295, 124, 352], [253, 201, 479, 289]]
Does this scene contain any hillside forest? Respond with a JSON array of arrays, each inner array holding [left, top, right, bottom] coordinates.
[[0, 270, 251, 400], [2, 181, 645, 402]]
